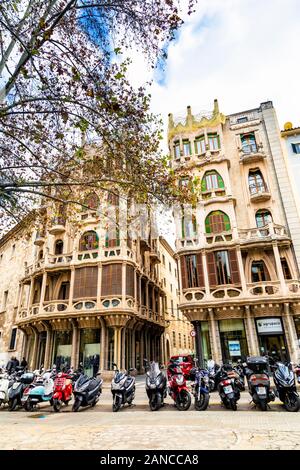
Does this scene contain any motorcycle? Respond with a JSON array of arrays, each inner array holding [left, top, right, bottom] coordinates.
[[190, 359, 210, 411], [72, 372, 103, 412], [244, 356, 275, 411], [111, 363, 135, 412], [144, 360, 167, 411], [167, 359, 191, 411], [217, 362, 243, 411], [22, 369, 56, 411], [271, 361, 300, 412], [7, 369, 35, 411], [206, 359, 221, 392], [0, 369, 14, 407], [52, 370, 73, 412], [294, 364, 300, 385]]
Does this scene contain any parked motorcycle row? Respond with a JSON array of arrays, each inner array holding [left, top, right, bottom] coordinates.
[[1, 355, 300, 413]]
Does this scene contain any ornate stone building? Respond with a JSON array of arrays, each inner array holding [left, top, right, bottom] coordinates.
[[170, 100, 300, 364], [0, 192, 193, 374]]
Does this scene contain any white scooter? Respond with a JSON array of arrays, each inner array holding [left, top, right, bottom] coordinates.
[[0, 369, 13, 406]]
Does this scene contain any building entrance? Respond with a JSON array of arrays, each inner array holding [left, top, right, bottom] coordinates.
[[256, 317, 289, 362]]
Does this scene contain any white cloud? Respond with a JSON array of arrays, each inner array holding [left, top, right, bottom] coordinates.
[[127, 0, 300, 144]]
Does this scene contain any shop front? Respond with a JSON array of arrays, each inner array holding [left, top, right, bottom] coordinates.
[[79, 328, 100, 377], [255, 317, 289, 362], [52, 330, 72, 370], [219, 319, 248, 362]]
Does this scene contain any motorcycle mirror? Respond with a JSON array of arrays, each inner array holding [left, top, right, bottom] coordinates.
[[128, 368, 135, 372]]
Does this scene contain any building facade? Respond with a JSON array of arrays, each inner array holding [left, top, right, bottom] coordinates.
[[0, 192, 193, 375], [170, 100, 300, 364]]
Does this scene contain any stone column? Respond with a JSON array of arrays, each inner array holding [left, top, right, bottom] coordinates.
[[27, 276, 35, 308], [43, 323, 52, 369], [71, 320, 78, 369], [139, 329, 145, 373], [160, 333, 165, 364], [121, 327, 126, 370], [272, 242, 287, 294], [39, 271, 47, 314], [283, 303, 300, 364], [131, 328, 136, 369], [17, 283, 24, 316], [244, 305, 259, 356], [208, 308, 222, 363], [99, 317, 106, 371], [201, 251, 210, 296], [29, 328, 39, 370], [146, 281, 150, 317], [68, 267, 75, 309], [236, 246, 247, 293]]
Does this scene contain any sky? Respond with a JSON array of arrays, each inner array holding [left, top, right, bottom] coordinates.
[[126, 0, 300, 148]]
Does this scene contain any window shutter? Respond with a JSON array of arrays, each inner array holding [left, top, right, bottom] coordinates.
[[126, 265, 135, 297], [201, 176, 207, 192], [217, 173, 224, 189], [101, 264, 122, 296], [207, 252, 218, 287], [180, 256, 188, 290], [263, 262, 271, 281], [292, 143, 296, 154], [228, 250, 240, 284], [196, 254, 205, 288], [74, 266, 98, 299]]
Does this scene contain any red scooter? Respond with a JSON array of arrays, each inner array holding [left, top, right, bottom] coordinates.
[[167, 360, 191, 411], [52, 371, 73, 412]]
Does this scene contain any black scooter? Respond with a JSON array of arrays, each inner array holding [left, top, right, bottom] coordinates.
[[144, 359, 167, 411], [72, 372, 103, 412], [8, 369, 35, 411], [244, 356, 275, 411], [272, 361, 300, 412], [217, 363, 243, 411], [111, 363, 135, 412]]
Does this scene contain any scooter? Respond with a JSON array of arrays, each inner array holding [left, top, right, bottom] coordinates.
[[244, 356, 275, 411], [52, 370, 73, 412], [111, 363, 135, 412], [22, 369, 56, 411], [206, 359, 221, 392], [144, 360, 167, 411], [190, 359, 210, 411], [7, 369, 35, 411], [272, 361, 300, 412], [72, 372, 103, 412], [0, 369, 14, 407], [217, 363, 243, 411], [167, 359, 191, 411]]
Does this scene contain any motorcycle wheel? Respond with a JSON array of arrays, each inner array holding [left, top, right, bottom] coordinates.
[[284, 394, 300, 412], [24, 400, 33, 412], [194, 393, 209, 411], [53, 398, 62, 412], [259, 399, 268, 411], [8, 398, 18, 412], [64, 400, 70, 406], [112, 395, 122, 412], [228, 398, 237, 411], [72, 398, 81, 412], [91, 397, 98, 407], [175, 390, 191, 411]]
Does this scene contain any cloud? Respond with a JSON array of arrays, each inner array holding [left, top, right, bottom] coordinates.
[[127, 0, 300, 140]]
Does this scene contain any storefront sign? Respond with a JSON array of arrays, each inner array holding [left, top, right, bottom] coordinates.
[[228, 340, 241, 356], [256, 318, 283, 335]]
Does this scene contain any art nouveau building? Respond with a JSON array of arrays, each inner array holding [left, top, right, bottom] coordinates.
[[0, 192, 193, 375], [170, 100, 300, 364]]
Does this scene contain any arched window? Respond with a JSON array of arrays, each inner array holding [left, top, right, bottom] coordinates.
[[84, 192, 99, 210], [54, 239, 64, 255], [248, 169, 267, 195], [251, 260, 270, 282], [205, 211, 231, 234], [255, 209, 272, 228], [79, 231, 99, 251], [201, 171, 224, 192], [181, 205, 197, 238], [241, 133, 257, 153]]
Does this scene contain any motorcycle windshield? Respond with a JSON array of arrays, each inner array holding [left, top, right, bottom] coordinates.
[[207, 359, 215, 371], [276, 363, 293, 382], [76, 375, 90, 387], [148, 362, 160, 380], [114, 372, 126, 384]]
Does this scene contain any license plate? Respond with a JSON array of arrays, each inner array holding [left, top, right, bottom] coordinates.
[[257, 387, 266, 395], [224, 385, 233, 394]]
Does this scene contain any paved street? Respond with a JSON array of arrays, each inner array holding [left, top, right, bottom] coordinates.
[[1, 376, 300, 450]]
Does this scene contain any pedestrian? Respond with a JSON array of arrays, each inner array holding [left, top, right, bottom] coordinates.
[[21, 357, 28, 369]]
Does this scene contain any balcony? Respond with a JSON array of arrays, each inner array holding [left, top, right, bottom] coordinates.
[[249, 185, 271, 202], [239, 144, 266, 164], [49, 216, 66, 235], [205, 231, 233, 245], [34, 231, 45, 246], [48, 253, 73, 266], [238, 223, 288, 245], [176, 237, 199, 249]]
